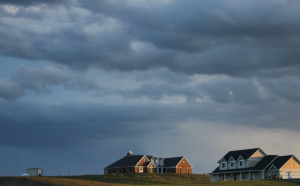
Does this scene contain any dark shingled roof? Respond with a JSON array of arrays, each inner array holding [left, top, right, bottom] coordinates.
[[105, 155, 144, 169], [164, 157, 183, 167], [221, 148, 260, 161], [253, 155, 278, 170], [266, 155, 293, 170], [211, 155, 278, 174]]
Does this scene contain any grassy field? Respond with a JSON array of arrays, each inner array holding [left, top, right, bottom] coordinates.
[[1, 174, 299, 186]]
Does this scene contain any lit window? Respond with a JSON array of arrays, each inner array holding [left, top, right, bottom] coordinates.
[[139, 166, 143, 173]]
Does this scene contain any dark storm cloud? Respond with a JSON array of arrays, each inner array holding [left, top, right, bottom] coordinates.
[[1, 96, 300, 150], [0, 0, 69, 6], [0, 66, 99, 101], [0, 102, 180, 149], [1, 0, 300, 76]]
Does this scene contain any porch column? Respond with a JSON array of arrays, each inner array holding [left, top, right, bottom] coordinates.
[[262, 171, 264, 180], [249, 172, 251, 180], [217, 174, 218, 181], [157, 168, 159, 173], [240, 172, 242, 180]]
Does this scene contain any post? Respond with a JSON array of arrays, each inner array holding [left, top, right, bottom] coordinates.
[[240, 172, 242, 180], [249, 172, 251, 180], [262, 171, 264, 180], [217, 174, 218, 181]]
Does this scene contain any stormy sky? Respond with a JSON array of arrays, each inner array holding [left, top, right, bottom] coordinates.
[[1, 0, 300, 176]]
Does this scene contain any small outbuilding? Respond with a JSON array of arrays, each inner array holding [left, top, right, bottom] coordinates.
[[27, 168, 42, 176]]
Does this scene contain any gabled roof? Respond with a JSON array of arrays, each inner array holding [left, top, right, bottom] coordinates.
[[105, 155, 145, 169], [266, 155, 293, 170], [211, 155, 278, 174], [253, 155, 277, 170], [220, 148, 260, 162], [164, 157, 183, 167]]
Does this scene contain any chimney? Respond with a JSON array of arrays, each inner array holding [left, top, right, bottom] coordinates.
[[127, 150, 133, 156]]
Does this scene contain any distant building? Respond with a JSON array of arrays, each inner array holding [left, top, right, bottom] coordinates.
[[27, 168, 42, 176], [104, 151, 193, 174], [209, 148, 300, 181]]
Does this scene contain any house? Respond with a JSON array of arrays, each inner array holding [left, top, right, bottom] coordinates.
[[27, 168, 42, 176], [209, 148, 300, 181], [104, 151, 192, 174]]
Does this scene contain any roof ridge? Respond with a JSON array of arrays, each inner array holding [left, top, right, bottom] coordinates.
[[164, 156, 184, 159], [278, 155, 293, 157], [228, 147, 259, 152]]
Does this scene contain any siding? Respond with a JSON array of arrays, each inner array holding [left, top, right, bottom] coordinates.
[[281, 157, 300, 169]]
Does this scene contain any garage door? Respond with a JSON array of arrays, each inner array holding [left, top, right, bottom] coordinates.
[[291, 172, 300, 179], [282, 172, 290, 179]]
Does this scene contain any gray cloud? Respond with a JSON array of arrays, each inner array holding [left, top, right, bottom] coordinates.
[[0, 0, 69, 6], [1, 0, 300, 176], [0, 0, 300, 77], [0, 66, 100, 101]]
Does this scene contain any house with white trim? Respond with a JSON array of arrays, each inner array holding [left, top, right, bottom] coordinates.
[[210, 148, 300, 181], [104, 151, 193, 174]]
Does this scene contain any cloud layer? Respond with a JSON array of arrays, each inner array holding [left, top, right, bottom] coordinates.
[[0, 0, 300, 176]]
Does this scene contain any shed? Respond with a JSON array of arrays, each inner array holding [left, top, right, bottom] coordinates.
[[27, 168, 42, 176]]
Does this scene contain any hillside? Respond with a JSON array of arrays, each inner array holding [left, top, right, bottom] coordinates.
[[1, 174, 299, 186]]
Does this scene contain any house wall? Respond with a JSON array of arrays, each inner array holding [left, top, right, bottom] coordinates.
[[281, 157, 300, 169], [210, 171, 263, 181], [250, 149, 265, 158], [246, 158, 263, 168], [176, 157, 192, 174]]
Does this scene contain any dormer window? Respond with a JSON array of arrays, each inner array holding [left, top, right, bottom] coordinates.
[[221, 162, 227, 169], [239, 160, 245, 168], [230, 161, 235, 168]]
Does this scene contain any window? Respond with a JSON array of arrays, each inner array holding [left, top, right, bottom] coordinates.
[[186, 168, 189, 174], [139, 166, 143, 173], [239, 160, 245, 167], [221, 162, 227, 169], [230, 161, 235, 168], [179, 167, 182, 173]]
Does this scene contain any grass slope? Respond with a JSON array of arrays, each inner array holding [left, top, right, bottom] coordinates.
[[61, 174, 210, 185], [1, 175, 299, 186]]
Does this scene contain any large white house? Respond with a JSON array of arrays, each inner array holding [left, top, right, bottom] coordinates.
[[210, 148, 300, 181]]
